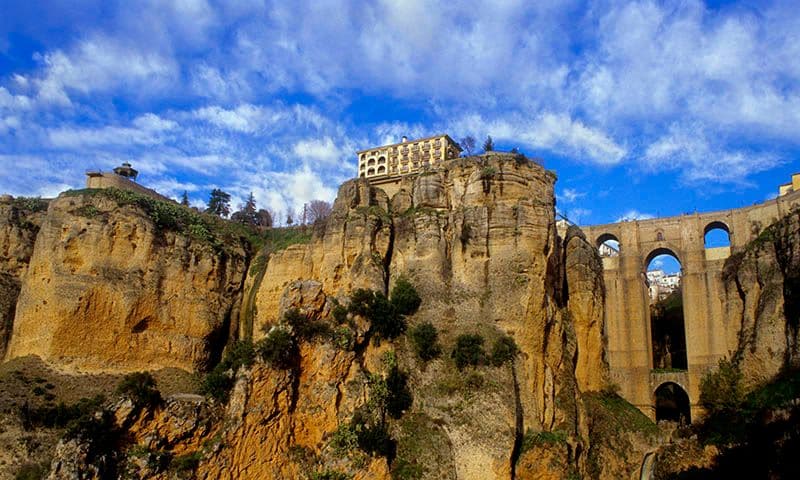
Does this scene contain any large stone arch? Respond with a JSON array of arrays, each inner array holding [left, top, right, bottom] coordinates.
[[654, 381, 691, 424]]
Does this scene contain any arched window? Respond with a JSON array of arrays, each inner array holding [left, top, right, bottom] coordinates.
[[597, 233, 620, 257], [378, 156, 386, 164], [367, 168, 375, 176], [360, 164, 365, 171], [377, 166, 386, 174], [704, 221, 731, 248], [656, 231, 664, 241], [646, 249, 687, 371], [368, 158, 376, 166], [655, 382, 691, 424]]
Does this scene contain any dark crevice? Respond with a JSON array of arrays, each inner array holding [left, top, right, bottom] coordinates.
[[509, 362, 525, 479], [383, 217, 395, 295]]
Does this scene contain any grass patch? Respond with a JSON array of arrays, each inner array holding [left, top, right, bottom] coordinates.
[[261, 226, 313, 252]]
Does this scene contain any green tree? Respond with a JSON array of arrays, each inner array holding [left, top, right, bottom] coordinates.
[[206, 188, 231, 217], [409, 321, 441, 361], [116, 372, 162, 408], [700, 358, 744, 414], [460, 135, 476, 156], [231, 192, 258, 225], [490, 335, 518, 366], [390, 277, 421, 316], [483, 135, 494, 152], [180, 191, 190, 206], [257, 327, 297, 369], [452, 334, 486, 370]]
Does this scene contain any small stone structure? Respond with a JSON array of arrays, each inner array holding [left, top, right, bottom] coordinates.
[[779, 172, 800, 196], [583, 175, 800, 421], [85, 162, 171, 202]]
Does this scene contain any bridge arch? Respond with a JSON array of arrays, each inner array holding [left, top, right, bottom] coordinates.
[[644, 247, 681, 270], [654, 381, 691, 424], [596, 232, 621, 257], [704, 220, 731, 248], [645, 249, 687, 371]]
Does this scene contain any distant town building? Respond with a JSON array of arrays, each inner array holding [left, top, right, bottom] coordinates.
[[646, 269, 681, 302], [778, 172, 800, 197], [357, 134, 462, 180], [598, 242, 620, 257]]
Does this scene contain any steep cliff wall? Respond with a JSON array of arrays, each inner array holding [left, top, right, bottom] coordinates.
[[722, 208, 800, 387], [0, 196, 49, 358], [5, 190, 249, 372], [243, 154, 611, 479]]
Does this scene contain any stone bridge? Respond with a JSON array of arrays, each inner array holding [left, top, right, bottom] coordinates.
[[582, 185, 800, 422]]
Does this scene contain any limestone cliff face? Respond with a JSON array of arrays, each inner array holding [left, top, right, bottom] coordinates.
[[722, 209, 800, 387], [0, 196, 48, 358], [5, 192, 248, 372], [246, 154, 610, 479]]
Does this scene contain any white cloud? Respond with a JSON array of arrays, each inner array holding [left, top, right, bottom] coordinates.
[[560, 188, 585, 203], [192, 104, 278, 133], [616, 210, 655, 222], [292, 137, 348, 166], [47, 114, 177, 148], [644, 124, 780, 184]]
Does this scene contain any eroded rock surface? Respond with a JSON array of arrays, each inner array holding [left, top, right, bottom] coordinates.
[[5, 192, 249, 372]]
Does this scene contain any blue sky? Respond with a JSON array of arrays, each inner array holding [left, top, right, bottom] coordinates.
[[1, 0, 798, 227]]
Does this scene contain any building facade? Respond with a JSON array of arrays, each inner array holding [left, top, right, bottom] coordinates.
[[357, 134, 462, 180]]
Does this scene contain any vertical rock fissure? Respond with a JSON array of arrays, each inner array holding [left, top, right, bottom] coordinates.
[[509, 361, 525, 479], [383, 218, 395, 294]]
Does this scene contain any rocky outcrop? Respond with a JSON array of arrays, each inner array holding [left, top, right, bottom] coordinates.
[[5, 191, 249, 372], [246, 154, 610, 479], [563, 226, 608, 393], [0, 196, 48, 359], [722, 209, 800, 387]]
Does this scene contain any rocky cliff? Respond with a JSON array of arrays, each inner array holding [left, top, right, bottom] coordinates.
[[722, 208, 800, 387], [0, 196, 49, 358], [4, 190, 250, 372], [1, 155, 628, 480]]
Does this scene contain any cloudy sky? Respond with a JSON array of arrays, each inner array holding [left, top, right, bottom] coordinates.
[[1, 0, 798, 227]]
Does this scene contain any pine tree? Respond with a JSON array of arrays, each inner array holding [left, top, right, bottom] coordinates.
[[483, 136, 494, 152], [206, 189, 231, 217], [180, 191, 190, 207]]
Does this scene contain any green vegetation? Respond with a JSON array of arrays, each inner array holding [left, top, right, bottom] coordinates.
[[170, 451, 202, 473], [19, 395, 106, 430], [14, 463, 48, 480], [11, 196, 49, 213], [409, 322, 441, 362], [116, 372, 162, 409], [677, 369, 800, 477], [310, 470, 350, 480], [489, 335, 518, 366], [256, 326, 297, 369], [64, 187, 262, 252], [390, 277, 422, 316], [519, 429, 567, 456], [283, 307, 332, 340], [200, 340, 257, 402], [451, 334, 486, 370], [261, 226, 313, 252]]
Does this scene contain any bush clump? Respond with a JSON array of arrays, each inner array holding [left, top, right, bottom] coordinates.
[[200, 340, 257, 402], [283, 308, 331, 340], [256, 326, 297, 369], [19, 395, 106, 430], [391, 277, 422, 316], [116, 372, 162, 409], [452, 334, 486, 370], [409, 322, 441, 362], [14, 462, 48, 480], [490, 335, 518, 366]]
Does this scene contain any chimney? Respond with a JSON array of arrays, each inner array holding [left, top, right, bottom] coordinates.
[[401, 136, 408, 143]]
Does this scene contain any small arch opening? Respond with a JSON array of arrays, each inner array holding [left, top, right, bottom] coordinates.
[[656, 231, 665, 241], [655, 382, 691, 424], [646, 250, 687, 371], [378, 156, 386, 164], [704, 221, 731, 248], [360, 172, 365, 178], [367, 168, 375, 176], [377, 166, 386, 174], [597, 233, 620, 257]]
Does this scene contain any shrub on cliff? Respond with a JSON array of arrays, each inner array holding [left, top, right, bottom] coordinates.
[[409, 322, 441, 361], [200, 340, 256, 402], [256, 326, 297, 369], [391, 277, 421, 316], [283, 308, 331, 340], [700, 358, 744, 415], [116, 372, 162, 409], [490, 335, 518, 366], [452, 334, 486, 370]]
